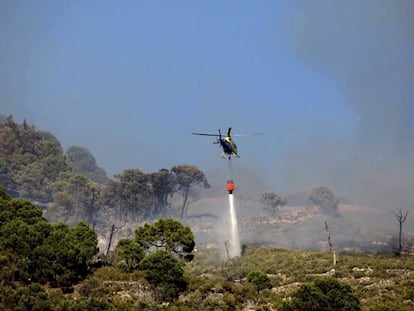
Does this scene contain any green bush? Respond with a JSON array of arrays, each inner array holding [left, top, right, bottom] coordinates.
[[0, 283, 52, 311], [78, 277, 115, 298], [92, 266, 131, 281], [247, 270, 272, 293], [0, 191, 98, 288], [54, 297, 113, 311], [367, 302, 414, 311], [140, 250, 188, 302], [280, 277, 360, 311], [114, 238, 145, 272], [135, 218, 195, 261]]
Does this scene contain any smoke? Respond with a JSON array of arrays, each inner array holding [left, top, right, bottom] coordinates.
[[283, 1, 414, 212]]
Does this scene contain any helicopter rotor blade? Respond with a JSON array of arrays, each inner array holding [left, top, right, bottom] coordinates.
[[191, 132, 220, 137], [232, 132, 264, 137]]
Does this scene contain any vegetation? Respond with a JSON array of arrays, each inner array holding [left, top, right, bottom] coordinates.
[[247, 270, 272, 293], [0, 283, 52, 311], [149, 168, 176, 217], [1, 115, 413, 310], [65, 145, 108, 183], [0, 115, 69, 200], [135, 218, 195, 261], [0, 184, 98, 288], [140, 250, 187, 302], [0, 116, 211, 225], [0, 190, 191, 308], [104, 168, 155, 222], [394, 209, 408, 254], [1, 183, 413, 309], [171, 164, 210, 218], [114, 238, 145, 272], [307, 186, 341, 217], [280, 277, 361, 311], [181, 247, 414, 310], [261, 191, 287, 217]]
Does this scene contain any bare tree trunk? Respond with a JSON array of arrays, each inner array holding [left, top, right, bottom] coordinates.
[[180, 188, 189, 219], [325, 221, 336, 266], [394, 209, 408, 254], [106, 224, 115, 255]]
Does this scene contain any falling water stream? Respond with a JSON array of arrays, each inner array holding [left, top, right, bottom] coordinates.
[[228, 193, 241, 258]]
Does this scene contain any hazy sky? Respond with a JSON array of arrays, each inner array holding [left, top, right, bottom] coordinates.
[[1, 1, 413, 211]]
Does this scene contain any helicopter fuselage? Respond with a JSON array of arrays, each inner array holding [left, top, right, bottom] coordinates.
[[220, 136, 238, 158], [192, 127, 250, 159]]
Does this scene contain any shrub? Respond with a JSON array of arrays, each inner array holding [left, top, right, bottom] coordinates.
[[114, 238, 144, 272], [92, 266, 131, 281], [247, 270, 272, 293], [140, 250, 187, 302], [367, 302, 414, 311], [0, 283, 52, 311], [280, 277, 360, 311]]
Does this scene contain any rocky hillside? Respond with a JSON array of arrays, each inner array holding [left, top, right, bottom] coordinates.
[[182, 196, 413, 255], [54, 246, 414, 310]]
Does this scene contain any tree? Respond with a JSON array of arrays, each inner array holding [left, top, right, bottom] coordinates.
[[261, 191, 287, 217], [50, 173, 92, 224], [37, 131, 63, 154], [0, 188, 98, 287], [0, 116, 71, 201], [281, 277, 360, 311], [171, 165, 209, 218], [135, 218, 195, 261], [101, 178, 123, 223], [0, 156, 17, 197], [394, 209, 408, 254], [148, 169, 176, 217], [139, 250, 187, 302], [85, 181, 101, 225], [68, 173, 90, 223], [0, 115, 23, 156], [33, 221, 98, 287], [0, 183, 11, 201], [247, 270, 272, 293], [307, 186, 341, 217], [110, 169, 154, 222], [0, 283, 52, 311], [65, 146, 108, 184], [324, 221, 336, 266], [0, 198, 51, 283], [114, 238, 145, 272]]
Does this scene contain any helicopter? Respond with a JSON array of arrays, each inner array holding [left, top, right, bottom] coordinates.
[[192, 127, 261, 159]]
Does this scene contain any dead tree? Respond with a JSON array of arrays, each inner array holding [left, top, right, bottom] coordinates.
[[106, 224, 116, 255], [224, 240, 231, 260], [394, 209, 408, 254], [325, 221, 336, 266]]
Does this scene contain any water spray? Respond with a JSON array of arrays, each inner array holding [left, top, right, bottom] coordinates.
[[226, 179, 241, 258]]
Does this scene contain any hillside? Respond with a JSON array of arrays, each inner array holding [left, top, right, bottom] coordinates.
[[0, 115, 107, 199], [1, 183, 413, 310], [180, 195, 413, 257], [48, 246, 414, 310], [2, 115, 412, 259]]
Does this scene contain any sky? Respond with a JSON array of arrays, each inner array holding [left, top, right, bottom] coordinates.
[[1, 1, 413, 213]]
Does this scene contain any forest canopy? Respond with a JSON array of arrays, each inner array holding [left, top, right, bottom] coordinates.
[[0, 116, 210, 226], [0, 184, 98, 287]]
